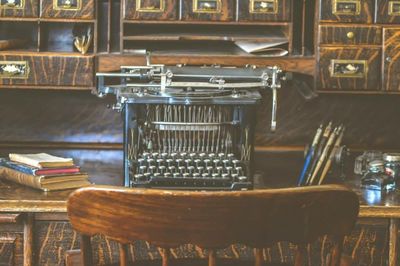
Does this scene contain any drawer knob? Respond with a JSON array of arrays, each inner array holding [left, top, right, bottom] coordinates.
[[347, 31, 355, 39]]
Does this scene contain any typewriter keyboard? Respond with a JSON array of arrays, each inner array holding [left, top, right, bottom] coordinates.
[[131, 152, 251, 190]]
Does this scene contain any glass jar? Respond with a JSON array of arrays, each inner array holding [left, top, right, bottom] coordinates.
[[383, 153, 400, 185], [361, 160, 395, 191]]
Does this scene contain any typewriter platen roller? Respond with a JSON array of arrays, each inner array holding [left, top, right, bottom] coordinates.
[[95, 64, 286, 190]]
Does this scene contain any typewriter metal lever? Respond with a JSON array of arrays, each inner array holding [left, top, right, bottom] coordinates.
[[95, 64, 287, 131]]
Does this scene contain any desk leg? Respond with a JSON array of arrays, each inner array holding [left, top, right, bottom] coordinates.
[[23, 213, 34, 266], [389, 219, 398, 266]]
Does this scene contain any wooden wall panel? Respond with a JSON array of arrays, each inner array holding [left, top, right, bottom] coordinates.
[[383, 28, 400, 92], [376, 0, 400, 24], [319, 25, 382, 46], [3, 88, 400, 150]]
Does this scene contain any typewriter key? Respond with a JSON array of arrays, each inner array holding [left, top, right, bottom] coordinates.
[[180, 152, 187, 158], [144, 173, 151, 180], [152, 152, 159, 159], [194, 159, 202, 167], [137, 158, 145, 166], [168, 166, 176, 173], [213, 159, 220, 167], [149, 166, 156, 174], [183, 173, 190, 178], [176, 159, 183, 167], [173, 173, 180, 178], [154, 173, 161, 177], [197, 166, 204, 174], [222, 173, 230, 179], [193, 173, 200, 178], [231, 174, 239, 181], [164, 172, 171, 177], [185, 159, 192, 167], [139, 166, 147, 174], [207, 166, 214, 175], [166, 159, 174, 167], [216, 166, 223, 175], [157, 159, 164, 167], [190, 153, 197, 159], [202, 173, 209, 178], [226, 166, 233, 175], [222, 159, 230, 168], [161, 153, 168, 158], [227, 153, 235, 159], [232, 160, 240, 168], [218, 153, 225, 159], [134, 174, 144, 181], [159, 166, 166, 175], [238, 176, 248, 182], [179, 166, 186, 174], [188, 166, 195, 175], [235, 166, 243, 175], [209, 153, 216, 159], [147, 158, 155, 166], [199, 153, 206, 159], [204, 159, 211, 168], [212, 173, 219, 179]]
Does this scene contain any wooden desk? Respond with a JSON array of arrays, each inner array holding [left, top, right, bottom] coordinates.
[[0, 168, 398, 265]]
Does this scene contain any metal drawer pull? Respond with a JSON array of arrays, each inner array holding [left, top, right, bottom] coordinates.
[[193, 0, 221, 13], [330, 60, 367, 78], [250, 0, 278, 14], [346, 31, 355, 39], [332, 0, 361, 15], [0, 0, 24, 9], [53, 0, 82, 11], [136, 0, 164, 12], [389, 1, 400, 16], [0, 61, 29, 79]]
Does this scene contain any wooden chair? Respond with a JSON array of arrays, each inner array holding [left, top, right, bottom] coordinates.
[[67, 184, 359, 266]]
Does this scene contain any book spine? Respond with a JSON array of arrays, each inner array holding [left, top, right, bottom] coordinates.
[[0, 159, 36, 175], [0, 168, 44, 190]]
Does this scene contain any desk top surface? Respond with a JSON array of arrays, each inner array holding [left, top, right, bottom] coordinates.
[[0, 169, 400, 218]]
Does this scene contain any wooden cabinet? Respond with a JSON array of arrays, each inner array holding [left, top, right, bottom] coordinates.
[[0, 53, 94, 88], [0, 0, 38, 17], [123, 0, 179, 20], [40, 0, 95, 19], [317, 0, 400, 93], [319, 0, 375, 23], [317, 47, 381, 91], [237, 0, 292, 22], [377, 0, 400, 24], [383, 27, 400, 91], [181, 0, 235, 21], [319, 25, 382, 46]]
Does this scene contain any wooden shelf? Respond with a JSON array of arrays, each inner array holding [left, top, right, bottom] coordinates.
[[122, 20, 291, 26]]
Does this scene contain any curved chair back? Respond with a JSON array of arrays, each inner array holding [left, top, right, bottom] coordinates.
[[67, 185, 359, 266]]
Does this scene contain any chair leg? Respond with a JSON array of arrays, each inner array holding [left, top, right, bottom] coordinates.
[[80, 235, 93, 266], [208, 249, 217, 266], [119, 243, 128, 266], [254, 248, 264, 266], [161, 248, 171, 266]]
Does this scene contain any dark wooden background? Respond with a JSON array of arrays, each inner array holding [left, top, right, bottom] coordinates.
[[1, 83, 400, 184]]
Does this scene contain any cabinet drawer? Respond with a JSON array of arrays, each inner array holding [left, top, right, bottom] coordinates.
[[377, 1, 400, 24], [317, 47, 381, 91], [0, 54, 94, 88], [320, 0, 374, 23], [383, 28, 400, 91], [124, 0, 178, 20], [0, 0, 38, 17], [40, 0, 95, 19], [319, 25, 382, 45], [238, 0, 292, 22], [181, 0, 235, 21]]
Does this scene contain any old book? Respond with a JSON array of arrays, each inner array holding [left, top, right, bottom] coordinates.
[[0, 167, 90, 191], [0, 158, 80, 176], [9, 153, 74, 168]]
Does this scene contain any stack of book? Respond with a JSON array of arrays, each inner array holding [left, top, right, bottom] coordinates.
[[0, 153, 91, 191]]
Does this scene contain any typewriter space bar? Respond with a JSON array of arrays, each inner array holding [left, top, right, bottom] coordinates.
[[134, 177, 252, 190]]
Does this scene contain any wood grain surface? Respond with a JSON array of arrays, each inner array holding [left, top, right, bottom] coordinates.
[[376, 0, 400, 24], [0, 54, 94, 87], [181, 0, 235, 21], [0, 0, 38, 17], [319, 0, 374, 23], [0, 233, 23, 266], [319, 25, 382, 46], [123, 0, 179, 20], [40, 0, 95, 19], [238, 0, 292, 22], [383, 28, 400, 92], [317, 47, 381, 91], [67, 185, 358, 266]]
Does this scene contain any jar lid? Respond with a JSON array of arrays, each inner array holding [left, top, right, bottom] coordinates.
[[383, 153, 400, 162]]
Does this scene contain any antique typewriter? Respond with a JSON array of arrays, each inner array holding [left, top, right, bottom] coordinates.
[[95, 62, 286, 190]]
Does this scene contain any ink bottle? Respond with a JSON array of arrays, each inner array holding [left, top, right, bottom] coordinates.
[[383, 153, 400, 185], [361, 160, 395, 191]]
